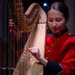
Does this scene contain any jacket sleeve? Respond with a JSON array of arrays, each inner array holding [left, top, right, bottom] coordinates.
[[59, 43, 75, 75], [44, 60, 63, 75]]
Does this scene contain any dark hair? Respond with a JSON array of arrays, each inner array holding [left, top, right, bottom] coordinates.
[[47, 2, 69, 19]]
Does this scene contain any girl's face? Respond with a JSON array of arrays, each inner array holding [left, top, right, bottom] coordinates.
[[47, 9, 69, 34]]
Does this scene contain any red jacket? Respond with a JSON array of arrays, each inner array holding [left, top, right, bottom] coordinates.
[[45, 28, 75, 75]]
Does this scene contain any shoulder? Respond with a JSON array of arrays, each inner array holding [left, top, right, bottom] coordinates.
[[68, 33, 75, 37], [68, 33, 75, 41], [62, 33, 75, 50], [65, 33, 75, 46]]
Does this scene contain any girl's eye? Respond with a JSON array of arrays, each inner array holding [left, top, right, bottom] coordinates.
[[56, 19, 62, 22], [49, 20, 53, 22], [49, 19, 62, 22]]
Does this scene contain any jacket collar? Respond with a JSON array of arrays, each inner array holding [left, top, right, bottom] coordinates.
[[54, 27, 68, 38]]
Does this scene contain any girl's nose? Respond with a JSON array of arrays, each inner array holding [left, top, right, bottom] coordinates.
[[52, 21, 57, 27]]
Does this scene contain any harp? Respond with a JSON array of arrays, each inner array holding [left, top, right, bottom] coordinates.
[[8, 0, 47, 75]]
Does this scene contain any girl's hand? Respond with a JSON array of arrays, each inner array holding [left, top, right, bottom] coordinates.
[[27, 47, 48, 66], [9, 19, 14, 27], [9, 19, 22, 41], [27, 47, 42, 61]]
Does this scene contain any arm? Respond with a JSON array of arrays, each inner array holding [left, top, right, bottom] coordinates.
[[9, 19, 22, 41], [60, 46, 75, 75], [28, 47, 63, 75]]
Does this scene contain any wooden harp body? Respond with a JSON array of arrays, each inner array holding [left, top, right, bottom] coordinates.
[[9, 0, 47, 75]]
